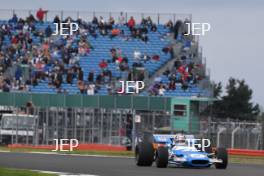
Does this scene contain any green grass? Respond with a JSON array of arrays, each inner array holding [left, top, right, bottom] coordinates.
[[0, 146, 134, 156], [0, 168, 57, 176], [229, 155, 264, 165]]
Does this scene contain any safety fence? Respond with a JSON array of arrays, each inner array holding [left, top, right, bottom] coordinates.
[[200, 121, 263, 150], [0, 9, 191, 24]]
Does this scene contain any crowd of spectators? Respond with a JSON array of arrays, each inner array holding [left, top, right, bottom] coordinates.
[[0, 9, 203, 96]]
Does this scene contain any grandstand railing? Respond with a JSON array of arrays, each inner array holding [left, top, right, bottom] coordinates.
[[0, 9, 192, 24], [0, 92, 171, 110]]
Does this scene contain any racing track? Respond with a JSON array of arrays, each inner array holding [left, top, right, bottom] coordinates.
[[0, 152, 263, 176]]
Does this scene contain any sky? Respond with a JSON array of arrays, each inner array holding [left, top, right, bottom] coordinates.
[[0, 0, 263, 108]]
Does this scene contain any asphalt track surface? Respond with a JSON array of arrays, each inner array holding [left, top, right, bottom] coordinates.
[[0, 152, 263, 176]]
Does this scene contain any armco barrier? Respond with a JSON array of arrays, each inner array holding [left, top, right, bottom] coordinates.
[[8, 144, 127, 151], [228, 149, 264, 157]]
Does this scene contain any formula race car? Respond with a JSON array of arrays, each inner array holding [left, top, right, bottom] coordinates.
[[135, 133, 228, 169]]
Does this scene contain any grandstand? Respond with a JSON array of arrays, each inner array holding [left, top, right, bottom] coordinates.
[[0, 10, 210, 97], [0, 9, 213, 146]]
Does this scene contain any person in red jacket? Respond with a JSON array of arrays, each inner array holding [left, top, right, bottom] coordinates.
[[36, 8, 48, 22], [127, 16, 135, 30], [99, 59, 108, 70]]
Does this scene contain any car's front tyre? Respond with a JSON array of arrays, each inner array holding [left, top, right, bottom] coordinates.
[[215, 147, 228, 169], [155, 147, 168, 168]]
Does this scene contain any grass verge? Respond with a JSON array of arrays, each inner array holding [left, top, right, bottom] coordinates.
[[0, 168, 57, 176], [229, 155, 264, 165]]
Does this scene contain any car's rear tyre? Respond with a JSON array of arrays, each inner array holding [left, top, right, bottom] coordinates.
[[135, 141, 154, 166], [155, 147, 168, 168], [215, 148, 228, 169]]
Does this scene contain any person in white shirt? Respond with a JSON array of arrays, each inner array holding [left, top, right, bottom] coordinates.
[[134, 50, 141, 60], [159, 85, 165, 96], [118, 12, 125, 25], [87, 84, 95, 95]]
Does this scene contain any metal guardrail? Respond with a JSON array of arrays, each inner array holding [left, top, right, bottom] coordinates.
[[0, 9, 192, 24]]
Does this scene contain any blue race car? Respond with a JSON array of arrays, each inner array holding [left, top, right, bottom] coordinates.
[[135, 133, 228, 169]]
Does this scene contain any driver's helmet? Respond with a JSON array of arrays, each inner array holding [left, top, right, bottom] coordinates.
[[173, 134, 186, 146]]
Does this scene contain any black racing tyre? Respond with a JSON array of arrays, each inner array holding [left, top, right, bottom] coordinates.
[[135, 141, 154, 166], [215, 148, 228, 169], [155, 147, 168, 168]]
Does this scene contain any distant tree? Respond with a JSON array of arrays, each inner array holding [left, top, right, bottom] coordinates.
[[220, 78, 260, 120], [203, 78, 260, 121], [212, 81, 222, 99]]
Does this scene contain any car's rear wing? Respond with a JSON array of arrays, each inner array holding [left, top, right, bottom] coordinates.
[[153, 134, 195, 144]]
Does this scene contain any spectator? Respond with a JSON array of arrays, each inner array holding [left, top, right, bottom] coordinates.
[[78, 39, 90, 56], [151, 24, 157, 32], [110, 28, 120, 39], [127, 16, 135, 30], [9, 14, 18, 23], [53, 15, 60, 23], [168, 80, 176, 90], [159, 85, 165, 96], [146, 16, 153, 26], [88, 71, 94, 82], [77, 68, 83, 81], [166, 20, 173, 31], [87, 83, 95, 95], [142, 53, 151, 63], [183, 18, 191, 34], [134, 50, 141, 60], [92, 16, 98, 25], [36, 8, 48, 22], [118, 12, 125, 25], [66, 69, 74, 84], [78, 80, 85, 94], [26, 14, 37, 23], [96, 73, 103, 84], [109, 16, 115, 25], [45, 25, 52, 37], [173, 20, 183, 40], [141, 33, 148, 43], [152, 55, 160, 62], [99, 59, 108, 70]]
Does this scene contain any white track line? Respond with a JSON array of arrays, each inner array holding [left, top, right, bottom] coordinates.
[[0, 150, 134, 159], [34, 170, 98, 176]]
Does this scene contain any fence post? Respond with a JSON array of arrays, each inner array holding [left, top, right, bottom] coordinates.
[[109, 110, 113, 144], [132, 109, 136, 151], [60, 10, 63, 21], [0, 113, 2, 144], [100, 108, 103, 144], [262, 113, 264, 150], [15, 109, 18, 144], [231, 126, 240, 148], [82, 108, 86, 143], [157, 13, 160, 25], [217, 127, 226, 147]]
